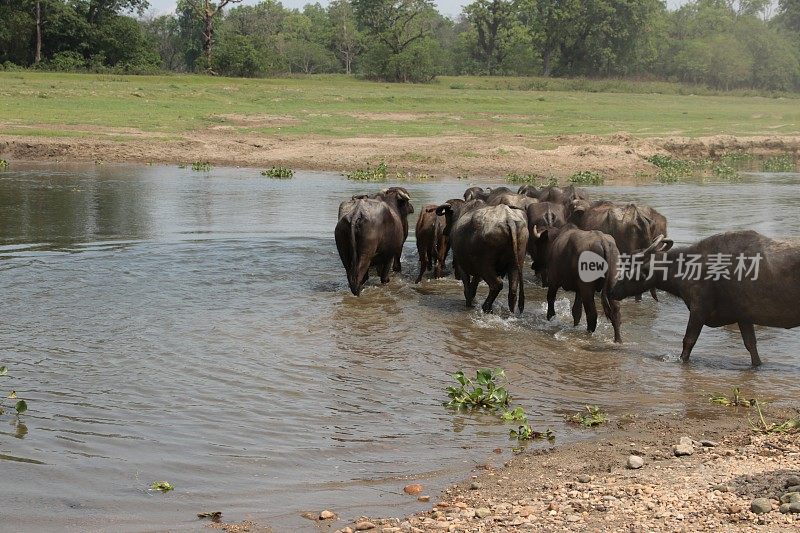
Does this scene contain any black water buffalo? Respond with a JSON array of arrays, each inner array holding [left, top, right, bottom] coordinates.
[[335, 188, 414, 295], [463, 186, 513, 202], [487, 192, 539, 209], [519, 184, 589, 207], [415, 204, 440, 283], [610, 231, 800, 366], [525, 201, 567, 265], [528, 223, 622, 343], [571, 200, 668, 300], [436, 200, 528, 313]]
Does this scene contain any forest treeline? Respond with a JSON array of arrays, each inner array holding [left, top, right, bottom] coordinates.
[[2, 0, 800, 91]]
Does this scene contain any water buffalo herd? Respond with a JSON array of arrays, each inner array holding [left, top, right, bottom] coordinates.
[[335, 184, 800, 367]]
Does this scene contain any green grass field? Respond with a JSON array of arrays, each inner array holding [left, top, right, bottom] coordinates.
[[1, 72, 799, 140]]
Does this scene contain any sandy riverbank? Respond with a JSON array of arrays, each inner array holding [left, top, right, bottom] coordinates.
[[209, 405, 799, 532], [2, 131, 800, 181]]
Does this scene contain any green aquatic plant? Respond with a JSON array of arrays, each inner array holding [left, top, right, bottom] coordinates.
[[568, 170, 604, 185], [191, 161, 212, 171], [712, 162, 740, 181], [445, 368, 509, 410], [762, 155, 795, 173], [0, 366, 28, 417], [0, 159, 8, 170], [567, 405, 609, 427], [505, 172, 541, 184], [346, 161, 389, 181], [750, 400, 800, 434], [510, 423, 554, 442], [720, 151, 755, 169], [150, 481, 174, 492], [709, 387, 755, 407], [500, 406, 527, 422], [261, 166, 294, 178], [646, 154, 693, 183]]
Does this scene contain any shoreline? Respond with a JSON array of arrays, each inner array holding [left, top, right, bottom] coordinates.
[[211, 405, 800, 532], [2, 132, 800, 182]]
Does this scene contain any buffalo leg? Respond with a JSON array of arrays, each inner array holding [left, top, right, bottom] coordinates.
[[650, 288, 659, 302], [601, 294, 622, 343], [571, 293, 583, 326], [415, 250, 427, 283], [738, 322, 762, 367], [392, 256, 402, 272], [634, 293, 642, 302], [481, 272, 503, 313], [680, 311, 706, 362], [379, 259, 392, 284], [350, 254, 372, 296], [581, 285, 598, 333], [546, 285, 558, 320], [507, 269, 519, 313], [464, 275, 480, 307]]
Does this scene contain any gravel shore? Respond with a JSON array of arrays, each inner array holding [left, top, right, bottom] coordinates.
[[330, 409, 800, 533]]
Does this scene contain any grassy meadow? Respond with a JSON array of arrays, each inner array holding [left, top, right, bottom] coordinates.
[[1, 72, 800, 141]]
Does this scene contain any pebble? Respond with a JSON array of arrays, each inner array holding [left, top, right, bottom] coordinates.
[[780, 492, 799, 504], [403, 484, 423, 495], [355, 521, 376, 531], [469, 482, 481, 490], [319, 510, 336, 520], [788, 485, 800, 493], [678, 436, 695, 446], [785, 475, 800, 488], [700, 440, 719, 447], [577, 474, 592, 483], [627, 455, 644, 469], [417, 495, 430, 502], [474, 508, 491, 519], [566, 514, 581, 522], [780, 503, 791, 514], [339, 528, 353, 533], [751, 498, 772, 514], [790, 502, 800, 513], [673, 444, 694, 457]]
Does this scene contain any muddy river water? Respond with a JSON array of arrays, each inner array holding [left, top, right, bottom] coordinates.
[[1, 164, 798, 531]]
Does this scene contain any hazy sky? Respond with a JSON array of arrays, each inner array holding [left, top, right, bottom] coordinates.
[[145, 1, 687, 17]]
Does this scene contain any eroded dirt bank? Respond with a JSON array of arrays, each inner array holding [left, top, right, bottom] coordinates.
[[2, 130, 800, 180]]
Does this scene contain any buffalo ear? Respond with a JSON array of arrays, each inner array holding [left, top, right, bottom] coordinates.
[[435, 204, 453, 216], [406, 202, 415, 214], [425, 206, 438, 213]]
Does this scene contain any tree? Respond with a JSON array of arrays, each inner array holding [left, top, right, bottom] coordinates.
[[184, 0, 243, 71], [328, 0, 361, 73], [353, 0, 439, 81], [463, 0, 518, 75], [517, 0, 583, 76]]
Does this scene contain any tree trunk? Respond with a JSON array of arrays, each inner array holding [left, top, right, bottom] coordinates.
[[542, 49, 552, 77], [35, 0, 42, 64], [203, 10, 213, 71]]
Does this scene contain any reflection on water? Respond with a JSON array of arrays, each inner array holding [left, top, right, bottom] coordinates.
[[0, 163, 799, 531]]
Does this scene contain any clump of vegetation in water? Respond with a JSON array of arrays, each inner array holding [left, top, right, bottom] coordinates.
[[569, 170, 604, 185], [261, 166, 294, 178], [446, 370, 553, 443], [720, 151, 755, 169], [501, 407, 554, 442], [710, 387, 755, 407], [0, 366, 28, 417], [150, 481, 174, 492], [762, 155, 795, 172], [712, 162, 740, 181], [445, 368, 509, 410], [566, 405, 609, 427], [346, 161, 389, 181], [0, 159, 8, 170], [750, 400, 800, 434], [191, 161, 212, 171], [505, 172, 542, 184], [646, 154, 693, 183]]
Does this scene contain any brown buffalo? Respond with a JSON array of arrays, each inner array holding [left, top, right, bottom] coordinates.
[[335, 188, 414, 295], [415, 204, 440, 283], [519, 184, 589, 207], [610, 231, 800, 366], [463, 186, 513, 202], [529, 223, 622, 343], [525, 201, 567, 268], [436, 200, 528, 313]]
